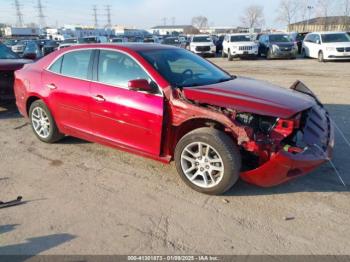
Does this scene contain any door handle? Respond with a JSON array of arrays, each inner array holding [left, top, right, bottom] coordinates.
[[46, 83, 57, 90], [92, 95, 106, 102]]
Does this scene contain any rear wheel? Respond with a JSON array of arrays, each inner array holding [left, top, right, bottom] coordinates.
[[29, 100, 64, 143], [175, 128, 241, 195]]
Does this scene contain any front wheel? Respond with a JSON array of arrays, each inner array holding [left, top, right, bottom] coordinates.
[[318, 51, 325, 62], [29, 100, 64, 143], [175, 128, 241, 195], [227, 50, 233, 61]]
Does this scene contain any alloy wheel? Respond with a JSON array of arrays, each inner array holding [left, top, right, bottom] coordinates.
[[180, 142, 225, 189], [31, 107, 51, 139]]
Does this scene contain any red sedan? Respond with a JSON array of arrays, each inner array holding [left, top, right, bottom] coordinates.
[[14, 44, 334, 195]]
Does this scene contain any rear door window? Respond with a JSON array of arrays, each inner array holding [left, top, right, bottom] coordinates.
[[61, 50, 93, 79]]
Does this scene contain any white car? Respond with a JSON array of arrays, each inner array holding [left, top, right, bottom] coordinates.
[[222, 34, 259, 60], [189, 35, 216, 57], [302, 32, 350, 62]]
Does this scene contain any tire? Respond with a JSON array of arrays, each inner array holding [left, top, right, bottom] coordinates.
[[266, 49, 273, 60], [302, 48, 307, 58], [174, 128, 241, 195], [318, 51, 325, 62], [221, 50, 226, 58], [29, 100, 64, 143], [227, 49, 233, 61]]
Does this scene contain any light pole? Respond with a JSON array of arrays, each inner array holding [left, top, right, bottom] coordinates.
[[306, 5, 314, 31]]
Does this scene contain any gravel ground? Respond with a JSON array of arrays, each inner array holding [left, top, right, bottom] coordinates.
[[0, 57, 349, 255]]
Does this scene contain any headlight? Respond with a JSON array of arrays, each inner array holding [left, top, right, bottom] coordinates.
[[272, 44, 279, 51], [231, 46, 238, 49], [326, 47, 336, 51]]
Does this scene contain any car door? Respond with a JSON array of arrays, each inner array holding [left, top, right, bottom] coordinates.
[[90, 49, 164, 156], [312, 34, 322, 58], [43, 49, 94, 137]]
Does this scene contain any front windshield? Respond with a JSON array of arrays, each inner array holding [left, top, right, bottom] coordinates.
[[3, 39, 19, 46], [269, 35, 291, 42], [231, 35, 252, 42], [321, 33, 350, 43], [62, 39, 78, 44], [163, 38, 179, 44], [78, 37, 97, 43], [192, 36, 212, 43], [138, 48, 233, 88], [0, 44, 19, 59]]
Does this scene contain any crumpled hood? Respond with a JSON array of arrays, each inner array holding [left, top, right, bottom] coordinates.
[[182, 77, 316, 118], [0, 59, 32, 71]]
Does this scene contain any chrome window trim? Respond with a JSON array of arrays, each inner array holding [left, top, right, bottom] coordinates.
[[44, 47, 164, 97]]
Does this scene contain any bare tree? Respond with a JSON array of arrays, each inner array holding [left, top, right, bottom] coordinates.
[[317, 0, 334, 29], [191, 16, 208, 30], [240, 5, 265, 28], [276, 0, 300, 29], [343, 0, 350, 30]]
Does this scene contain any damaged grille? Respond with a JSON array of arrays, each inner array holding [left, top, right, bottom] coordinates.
[[0, 71, 15, 98], [302, 104, 331, 152]]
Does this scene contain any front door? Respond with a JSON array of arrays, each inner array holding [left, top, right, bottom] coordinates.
[[90, 50, 164, 156]]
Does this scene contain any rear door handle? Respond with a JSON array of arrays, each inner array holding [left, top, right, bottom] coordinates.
[[46, 83, 57, 90], [93, 95, 106, 102]]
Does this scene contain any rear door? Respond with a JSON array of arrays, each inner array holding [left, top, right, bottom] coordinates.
[[43, 49, 94, 137], [90, 49, 164, 156]]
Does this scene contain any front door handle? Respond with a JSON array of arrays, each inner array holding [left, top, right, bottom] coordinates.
[[46, 83, 57, 90], [93, 95, 106, 102]]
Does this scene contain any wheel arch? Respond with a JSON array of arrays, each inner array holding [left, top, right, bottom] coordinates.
[[26, 95, 42, 116]]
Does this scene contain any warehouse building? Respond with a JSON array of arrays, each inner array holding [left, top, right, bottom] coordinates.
[[289, 16, 350, 32]]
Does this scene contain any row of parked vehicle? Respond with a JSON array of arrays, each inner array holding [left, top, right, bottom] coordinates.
[[192, 31, 350, 62]]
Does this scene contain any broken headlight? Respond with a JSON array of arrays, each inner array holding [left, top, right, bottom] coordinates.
[[236, 113, 278, 134]]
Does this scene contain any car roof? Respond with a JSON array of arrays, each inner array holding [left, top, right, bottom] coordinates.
[[62, 43, 178, 52], [310, 31, 347, 34]]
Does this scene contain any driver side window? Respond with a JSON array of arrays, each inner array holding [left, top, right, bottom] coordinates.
[[97, 50, 150, 87]]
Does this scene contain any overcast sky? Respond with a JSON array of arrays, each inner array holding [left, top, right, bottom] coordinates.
[[0, 0, 320, 29]]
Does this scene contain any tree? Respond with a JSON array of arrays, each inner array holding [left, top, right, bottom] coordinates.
[[191, 16, 208, 30], [276, 0, 300, 28], [240, 5, 265, 29], [317, 0, 334, 30], [343, 0, 350, 30]]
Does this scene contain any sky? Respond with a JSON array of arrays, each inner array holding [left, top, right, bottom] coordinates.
[[0, 0, 312, 29]]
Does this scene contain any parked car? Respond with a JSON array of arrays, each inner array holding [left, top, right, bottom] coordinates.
[[14, 44, 334, 195], [37, 40, 59, 56], [0, 43, 32, 100], [162, 37, 185, 48], [290, 32, 308, 54], [258, 33, 298, 59], [78, 36, 108, 44], [214, 35, 225, 54], [110, 37, 127, 43], [189, 35, 216, 57], [222, 34, 259, 60], [58, 38, 78, 50], [302, 32, 350, 62], [2, 39, 20, 48], [11, 40, 30, 55], [22, 41, 42, 60]]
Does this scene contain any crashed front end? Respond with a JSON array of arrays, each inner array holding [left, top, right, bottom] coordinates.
[[237, 82, 334, 187]]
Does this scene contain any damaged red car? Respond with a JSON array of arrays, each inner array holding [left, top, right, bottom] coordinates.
[[14, 44, 334, 195]]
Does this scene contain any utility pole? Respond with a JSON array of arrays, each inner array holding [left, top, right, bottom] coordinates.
[[306, 5, 314, 31], [161, 17, 167, 26], [14, 0, 24, 27], [171, 17, 176, 26], [93, 5, 98, 28], [35, 0, 46, 29], [105, 5, 112, 28]]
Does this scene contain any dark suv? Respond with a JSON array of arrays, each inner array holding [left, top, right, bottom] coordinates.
[[258, 34, 298, 59]]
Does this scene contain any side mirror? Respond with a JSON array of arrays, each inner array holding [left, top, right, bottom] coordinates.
[[128, 79, 154, 92], [316, 40, 321, 44]]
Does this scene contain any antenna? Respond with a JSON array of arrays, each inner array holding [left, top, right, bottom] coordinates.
[[35, 0, 46, 28], [105, 5, 112, 28], [93, 5, 98, 28], [14, 0, 24, 27]]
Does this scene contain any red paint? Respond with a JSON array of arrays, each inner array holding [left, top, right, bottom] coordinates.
[[14, 44, 334, 187]]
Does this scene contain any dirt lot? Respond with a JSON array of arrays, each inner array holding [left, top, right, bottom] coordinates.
[[0, 58, 350, 255]]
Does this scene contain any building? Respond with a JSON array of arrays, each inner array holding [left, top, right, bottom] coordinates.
[[201, 26, 262, 35], [46, 25, 114, 40], [288, 16, 350, 32], [113, 25, 150, 37], [149, 25, 199, 35], [3, 27, 41, 37]]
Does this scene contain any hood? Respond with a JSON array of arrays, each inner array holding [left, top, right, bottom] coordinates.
[[0, 59, 32, 71], [182, 77, 316, 119], [322, 42, 350, 48], [191, 42, 213, 46], [271, 42, 294, 47], [231, 41, 257, 46]]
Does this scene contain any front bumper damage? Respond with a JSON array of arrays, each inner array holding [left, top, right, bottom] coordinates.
[[241, 81, 335, 187]]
